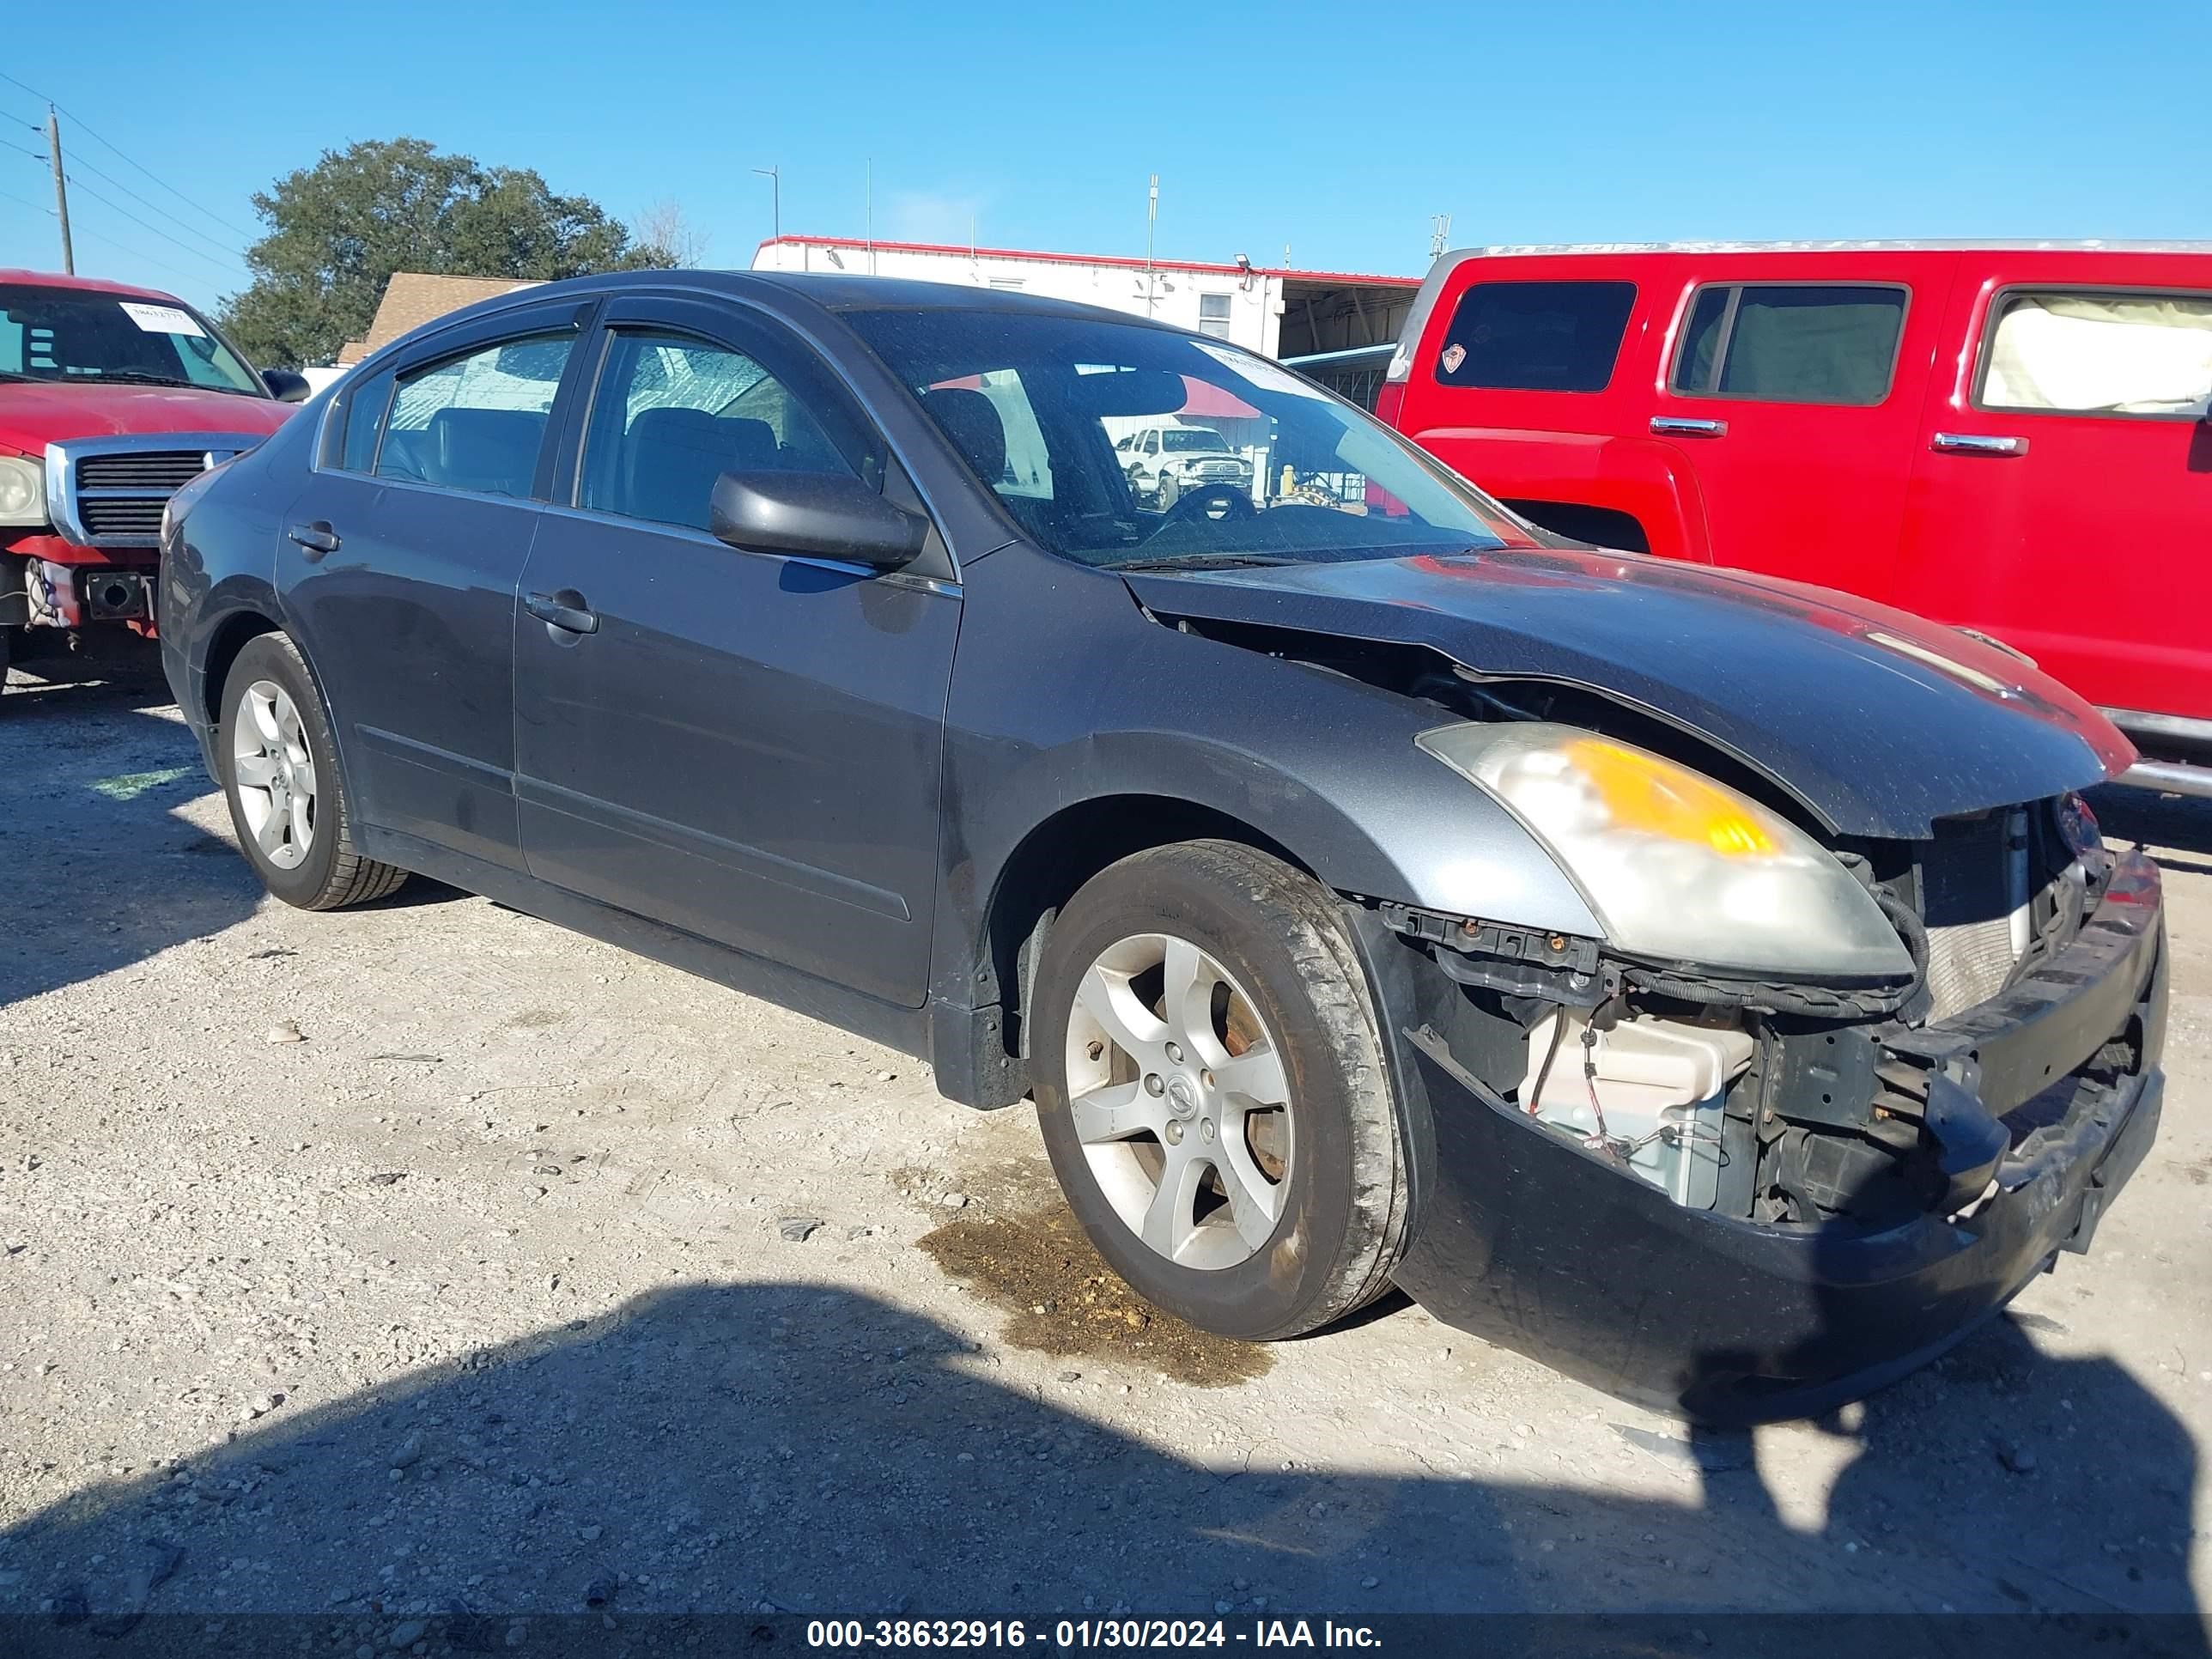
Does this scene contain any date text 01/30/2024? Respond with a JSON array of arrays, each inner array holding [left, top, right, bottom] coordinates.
[[805, 1619, 1383, 1649]]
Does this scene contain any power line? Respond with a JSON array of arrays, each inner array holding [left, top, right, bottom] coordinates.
[[56, 147, 247, 264], [0, 70, 256, 243], [43, 217, 227, 291], [0, 182, 52, 217], [61, 173, 248, 279]]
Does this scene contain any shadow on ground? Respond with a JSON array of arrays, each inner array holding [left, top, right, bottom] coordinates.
[[0, 1280, 2202, 1650], [0, 667, 266, 1009], [0, 667, 460, 1009]]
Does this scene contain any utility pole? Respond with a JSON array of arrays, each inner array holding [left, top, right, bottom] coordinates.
[[46, 106, 73, 275], [751, 165, 781, 245], [1144, 173, 1158, 316]]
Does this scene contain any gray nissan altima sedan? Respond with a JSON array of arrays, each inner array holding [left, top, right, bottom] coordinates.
[[157, 271, 2167, 1421]]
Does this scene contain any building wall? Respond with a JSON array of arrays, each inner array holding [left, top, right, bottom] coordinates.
[[750, 240, 1281, 355]]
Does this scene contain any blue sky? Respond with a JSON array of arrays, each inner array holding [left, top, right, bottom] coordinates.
[[2, 0, 2206, 314]]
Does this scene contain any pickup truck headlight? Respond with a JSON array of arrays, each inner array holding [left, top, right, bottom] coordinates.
[[1418, 721, 1914, 981], [0, 455, 45, 526]]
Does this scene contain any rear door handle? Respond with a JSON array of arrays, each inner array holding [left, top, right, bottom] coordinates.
[[1650, 416, 1727, 438], [525, 591, 599, 635], [286, 520, 341, 556], [1931, 432, 2028, 457]]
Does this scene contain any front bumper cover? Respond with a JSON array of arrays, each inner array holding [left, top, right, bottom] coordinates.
[[1370, 850, 2168, 1425]]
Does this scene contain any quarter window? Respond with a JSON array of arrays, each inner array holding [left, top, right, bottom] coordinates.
[[580, 331, 862, 532], [1669, 284, 1907, 405], [1978, 290, 2212, 416], [375, 334, 574, 497], [1434, 281, 1638, 392]]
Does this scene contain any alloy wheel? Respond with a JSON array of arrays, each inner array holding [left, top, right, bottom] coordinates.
[[231, 679, 318, 871], [1063, 933, 1292, 1269]]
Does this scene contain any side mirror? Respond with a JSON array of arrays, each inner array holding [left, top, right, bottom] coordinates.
[[263, 368, 313, 404], [709, 470, 927, 571]]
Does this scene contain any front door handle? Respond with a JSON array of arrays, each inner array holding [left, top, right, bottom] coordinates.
[[286, 520, 341, 556], [1650, 416, 1728, 438], [1931, 432, 2028, 457], [525, 591, 599, 635]]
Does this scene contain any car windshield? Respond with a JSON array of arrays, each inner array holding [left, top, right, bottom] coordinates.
[[847, 307, 1532, 568], [0, 284, 266, 396]]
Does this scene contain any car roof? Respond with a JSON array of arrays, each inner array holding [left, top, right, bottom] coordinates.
[[399, 267, 1193, 349], [0, 267, 195, 303]]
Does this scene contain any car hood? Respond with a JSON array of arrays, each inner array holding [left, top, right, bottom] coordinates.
[[0, 381, 291, 453], [1121, 545, 2133, 839]]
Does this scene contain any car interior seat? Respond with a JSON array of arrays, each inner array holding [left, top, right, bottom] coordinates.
[[422, 408, 547, 497], [619, 410, 779, 530]]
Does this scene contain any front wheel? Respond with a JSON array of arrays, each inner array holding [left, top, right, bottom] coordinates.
[[1031, 841, 1410, 1340], [217, 632, 408, 910]]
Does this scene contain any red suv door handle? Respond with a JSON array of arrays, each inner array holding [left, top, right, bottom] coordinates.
[[1650, 416, 1727, 438], [1931, 432, 2029, 457]]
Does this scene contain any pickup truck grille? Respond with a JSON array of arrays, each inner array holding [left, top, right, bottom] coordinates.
[[79, 498, 171, 539], [76, 450, 213, 493], [46, 432, 267, 550]]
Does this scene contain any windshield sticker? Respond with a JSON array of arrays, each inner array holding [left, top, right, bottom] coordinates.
[[1192, 341, 1328, 402], [118, 301, 205, 337]]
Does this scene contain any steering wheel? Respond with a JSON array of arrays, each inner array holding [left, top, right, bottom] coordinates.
[[1143, 483, 1257, 540]]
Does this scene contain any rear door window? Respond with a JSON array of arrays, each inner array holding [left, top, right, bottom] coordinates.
[[1669, 284, 1907, 405], [376, 335, 575, 498], [1433, 281, 1638, 392], [1977, 289, 2212, 416]]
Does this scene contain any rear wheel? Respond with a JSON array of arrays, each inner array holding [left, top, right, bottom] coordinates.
[[218, 633, 407, 910], [1031, 841, 1409, 1340]]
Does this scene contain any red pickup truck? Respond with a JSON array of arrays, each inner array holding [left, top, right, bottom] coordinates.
[[2, 270, 304, 676], [1377, 242, 2212, 796]]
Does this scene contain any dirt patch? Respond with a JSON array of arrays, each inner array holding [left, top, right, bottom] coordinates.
[[919, 1202, 1272, 1389]]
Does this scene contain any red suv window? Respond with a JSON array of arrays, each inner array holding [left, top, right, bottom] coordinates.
[[1669, 283, 1907, 405], [1434, 281, 1638, 392]]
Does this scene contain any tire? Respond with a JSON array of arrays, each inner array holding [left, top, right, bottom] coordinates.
[[216, 632, 408, 910], [1156, 471, 1180, 510], [1031, 840, 1409, 1340]]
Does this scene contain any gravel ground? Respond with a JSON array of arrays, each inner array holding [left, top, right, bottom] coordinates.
[[2, 652, 2209, 1635]]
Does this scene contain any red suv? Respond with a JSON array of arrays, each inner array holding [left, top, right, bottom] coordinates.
[[2, 270, 303, 675], [1377, 243, 2212, 795]]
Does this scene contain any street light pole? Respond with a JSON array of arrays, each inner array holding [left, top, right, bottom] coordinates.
[[751, 165, 781, 246], [1145, 173, 1158, 317]]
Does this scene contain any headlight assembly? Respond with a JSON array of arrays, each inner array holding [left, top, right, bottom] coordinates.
[[0, 454, 45, 526], [1418, 721, 1913, 981]]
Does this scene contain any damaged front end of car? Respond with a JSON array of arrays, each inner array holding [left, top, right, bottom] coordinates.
[[1353, 763, 2165, 1424], [1121, 550, 2166, 1419]]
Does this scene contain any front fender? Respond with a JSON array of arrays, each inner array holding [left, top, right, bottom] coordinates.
[[929, 544, 1602, 1019]]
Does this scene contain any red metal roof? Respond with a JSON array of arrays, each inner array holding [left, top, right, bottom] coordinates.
[[0, 267, 191, 303], [757, 235, 1417, 289]]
